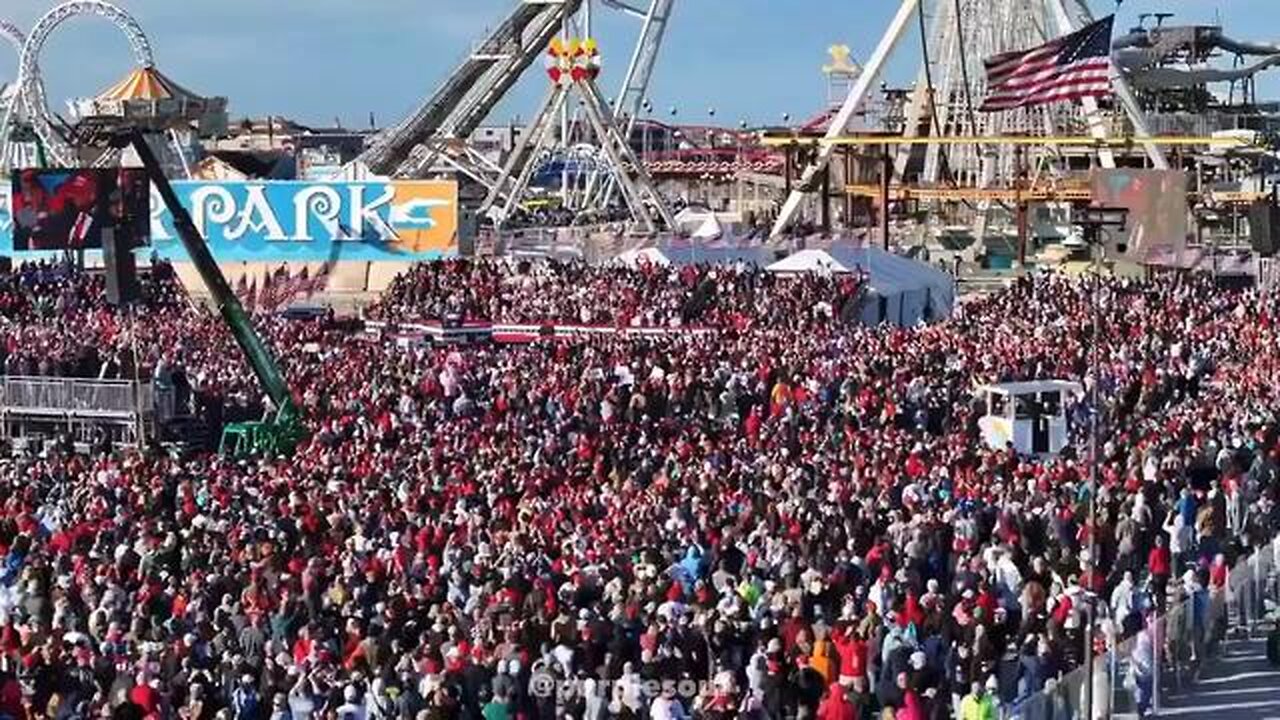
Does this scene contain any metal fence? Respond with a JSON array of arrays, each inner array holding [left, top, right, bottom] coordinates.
[[1260, 257, 1280, 293], [1001, 533, 1280, 720], [0, 376, 153, 417]]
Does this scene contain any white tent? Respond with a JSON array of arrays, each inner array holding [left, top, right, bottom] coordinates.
[[834, 245, 954, 325], [690, 214, 724, 241], [768, 245, 955, 325], [615, 246, 671, 268], [766, 249, 852, 275], [673, 207, 743, 235]]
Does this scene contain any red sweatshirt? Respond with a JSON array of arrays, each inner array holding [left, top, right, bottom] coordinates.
[[1148, 546, 1171, 577], [831, 627, 868, 679]]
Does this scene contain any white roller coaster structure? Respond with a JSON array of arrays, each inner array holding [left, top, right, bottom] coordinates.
[[1, 20, 31, 170], [6, 0, 154, 169]]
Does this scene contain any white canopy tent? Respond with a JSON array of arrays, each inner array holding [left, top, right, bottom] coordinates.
[[768, 245, 955, 325], [673, 207, 742, 232], [766, 249, 851, 275], [690, 214, 724, 241]]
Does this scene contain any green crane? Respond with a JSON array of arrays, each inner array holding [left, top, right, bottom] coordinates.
[[114, 130, 306, 456]]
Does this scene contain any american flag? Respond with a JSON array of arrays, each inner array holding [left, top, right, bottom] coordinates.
[[981, 16, 1115, 112]]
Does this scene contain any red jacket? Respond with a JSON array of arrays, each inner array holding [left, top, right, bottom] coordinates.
[[818, 689, 857, 720], [1210, 561, 1228, 589], [129, 685, 160, 715], [831, 627, 867, 679], [0, 677, 25, 720], [899, 690, 925, 720], [1148, 546, 1171, 577]]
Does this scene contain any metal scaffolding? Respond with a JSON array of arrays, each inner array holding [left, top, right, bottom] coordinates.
[[354, 0, 678, 232], [480, 70, 675, 234], [769, 0, 1167, 239]]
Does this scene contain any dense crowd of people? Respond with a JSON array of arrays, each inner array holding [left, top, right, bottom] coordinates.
[[0, 258, 1278, 720], [0, 261, 187, 381], [369, 260, 864, 330]]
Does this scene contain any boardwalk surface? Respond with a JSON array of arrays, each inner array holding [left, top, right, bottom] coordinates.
[[1157, 636, 1280, 719]]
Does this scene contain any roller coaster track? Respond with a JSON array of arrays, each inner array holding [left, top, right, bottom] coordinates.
[[358, 0, 583, 177]]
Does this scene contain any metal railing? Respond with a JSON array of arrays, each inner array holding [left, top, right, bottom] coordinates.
[[0, 376, 154, 418], [1261, 257, 1280, 293], [1144, 111, 1279, 137], [1001, 533, 1280, 720]]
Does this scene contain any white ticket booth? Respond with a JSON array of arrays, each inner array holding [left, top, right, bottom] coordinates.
[[977, 380, 1082, 456]]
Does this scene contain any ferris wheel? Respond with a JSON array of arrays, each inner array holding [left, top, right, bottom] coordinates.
[[14, 0, 155, 167]]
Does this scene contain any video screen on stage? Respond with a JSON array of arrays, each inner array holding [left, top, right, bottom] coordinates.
[[1091, 169, 1189, 261], [9, 168, 150, 251]]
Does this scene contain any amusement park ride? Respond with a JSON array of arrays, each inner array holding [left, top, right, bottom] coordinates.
[[0, 0, 226, 175], [769, 0, 1156, 239], [768, 0, 1280, 243], [351, 0, 679, 233], [478, 37, 675, 233], [4, 0, 1280, 246], [0, 20, 48, 170]]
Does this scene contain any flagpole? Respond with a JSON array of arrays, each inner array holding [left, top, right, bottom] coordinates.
[[1074, 204, 1126, 720], [132, 304, 146, 448], [1044, 0, 1167, 169], [1085, 234, 1100, 720]]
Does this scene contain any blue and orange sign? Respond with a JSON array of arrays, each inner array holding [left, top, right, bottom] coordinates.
[[0, 179, 459, 261]]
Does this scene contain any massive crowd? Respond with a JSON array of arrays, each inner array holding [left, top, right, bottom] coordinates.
[[368, 260, 864, 330], [0, 257, 1277, 720], [0, 261, 186, 381]]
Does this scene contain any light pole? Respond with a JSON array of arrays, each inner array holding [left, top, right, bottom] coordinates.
[[669, 107, 679, 153], [738, 119, 748, 215], [642, 98, 653, 165], [1072, 203, 1128, 720]]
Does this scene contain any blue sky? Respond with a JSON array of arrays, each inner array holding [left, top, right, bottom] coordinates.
[[3, 0, 1277, 129]]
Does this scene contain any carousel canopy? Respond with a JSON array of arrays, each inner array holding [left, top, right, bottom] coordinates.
[[70, 65, 228, 135], [95, 66, 202, 103]]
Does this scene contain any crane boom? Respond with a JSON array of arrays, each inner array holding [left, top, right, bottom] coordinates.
[[115, 130, 304, 455]]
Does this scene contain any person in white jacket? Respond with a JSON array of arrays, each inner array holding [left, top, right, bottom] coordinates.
[[650, 686, 691, 720], [1111, 571, 1138, 633], [335, 684, 368, 720], [609, 662, 644, 716], [1163, 511, 1191, 571]]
